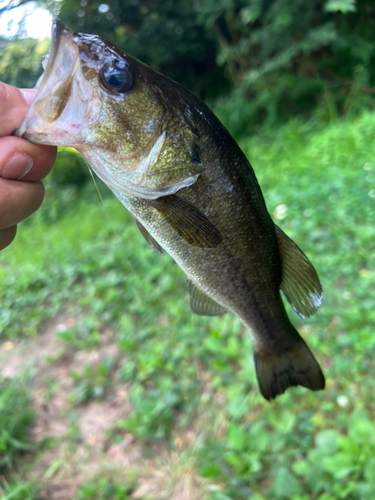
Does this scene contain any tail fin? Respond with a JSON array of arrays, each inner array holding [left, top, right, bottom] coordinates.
[[254, 337, 325, 401]]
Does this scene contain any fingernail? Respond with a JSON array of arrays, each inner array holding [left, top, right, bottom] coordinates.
[[1, 153, 33, 179]]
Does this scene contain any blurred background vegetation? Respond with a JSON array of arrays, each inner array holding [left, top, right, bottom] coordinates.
[[0, 0, 375, 499], [2, 0, 375, 134]]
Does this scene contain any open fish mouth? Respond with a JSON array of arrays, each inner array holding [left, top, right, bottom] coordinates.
[[14, 21, 84, 145]]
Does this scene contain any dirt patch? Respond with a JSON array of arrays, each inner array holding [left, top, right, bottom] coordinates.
[[1, 312, 208, 500], [0, 315, 65, 378]]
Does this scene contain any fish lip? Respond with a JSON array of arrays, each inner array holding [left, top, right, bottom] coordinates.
[[52, 20, 75, 57], [42, 20, 75, 84], [51, 20, 65, 60]]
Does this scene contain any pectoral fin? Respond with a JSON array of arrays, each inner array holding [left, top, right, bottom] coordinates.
[[275, 225, 323, 319], [188, 279, 227, 316], [151, 195, 222, 248], [132, 216, 164, 255]]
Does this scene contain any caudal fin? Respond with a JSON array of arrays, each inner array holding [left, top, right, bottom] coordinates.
[[254, 337, 325, 401]]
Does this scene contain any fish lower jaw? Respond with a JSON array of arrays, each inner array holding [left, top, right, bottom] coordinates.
[[15, 108, 84, 147], [22, 131, 81, 148]]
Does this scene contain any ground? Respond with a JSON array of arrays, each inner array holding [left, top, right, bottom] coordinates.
[[0, 311, 207, 500]]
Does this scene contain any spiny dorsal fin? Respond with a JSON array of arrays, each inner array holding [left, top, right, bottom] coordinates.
[[151, 195, 222, 248], [275, 225, 323, 319], [187, 279, 227, 316], [132, 216, 164, 255]]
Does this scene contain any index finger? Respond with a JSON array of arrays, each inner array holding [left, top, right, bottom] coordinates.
[[0, 83, 35, 137]]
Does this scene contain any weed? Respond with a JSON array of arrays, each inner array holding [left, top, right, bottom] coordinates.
[[73, 474, 145, 500], [69, 356, 116, 405], [0, 377, 34, 473], [0, 479, 40, 500]]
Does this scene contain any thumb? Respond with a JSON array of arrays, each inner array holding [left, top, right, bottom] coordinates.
[[20, 88, 38, 108]]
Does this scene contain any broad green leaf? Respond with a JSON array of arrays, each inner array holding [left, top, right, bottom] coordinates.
[[314, 430, 340, 455], [325, 0, 356, 13], [273, 467, 301, 498]]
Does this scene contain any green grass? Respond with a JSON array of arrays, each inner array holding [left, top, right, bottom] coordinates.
[[73, 474, 144, 500], [1, 111, 375, 498], [0, 377, 34, 473], [0, 377, 38, 499], [0, 480, 40, 500]]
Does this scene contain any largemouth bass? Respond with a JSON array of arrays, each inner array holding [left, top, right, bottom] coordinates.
[[16, 21, 325, 400]]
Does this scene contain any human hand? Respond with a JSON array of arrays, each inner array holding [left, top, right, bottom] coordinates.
[[0, 82, 57, 251]]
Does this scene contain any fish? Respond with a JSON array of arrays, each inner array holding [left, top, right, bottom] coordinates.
[[15, 21, 325, 400]]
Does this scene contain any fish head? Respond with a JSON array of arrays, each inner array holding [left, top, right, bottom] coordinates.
[[16, 21, 202, 198], [18, 21, 164, 153]]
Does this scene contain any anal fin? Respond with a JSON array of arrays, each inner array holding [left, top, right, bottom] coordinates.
[[275, 225, 323, 319], [188, 279, 227, 316], [150, 195, 222, 248]]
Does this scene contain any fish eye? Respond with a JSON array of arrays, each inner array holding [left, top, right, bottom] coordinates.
[[99, 59, 133, 94]]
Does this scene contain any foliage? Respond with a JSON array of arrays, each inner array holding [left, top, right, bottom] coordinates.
[[73, 474, 146, 500], [198, 409, 375, 499], [56, 0, 227, 102], [69, 356, 116, 404], [0, 377, 34, 473], [48, 148, 91, 189], [293, 411, 375, 499], [208, 0, 375, 134], [0, 480, 40, 500], [1, 111, 374, 496], [0, 36, 49, 88]]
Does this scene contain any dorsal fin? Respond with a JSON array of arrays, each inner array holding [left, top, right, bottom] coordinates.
[[275, 225, 323, 319], [187, 279, 227, 316]]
